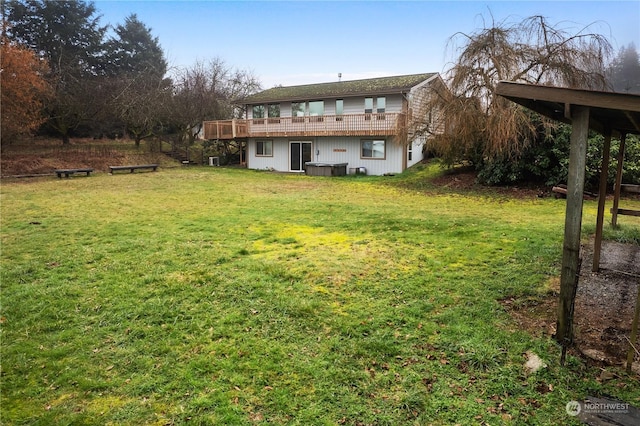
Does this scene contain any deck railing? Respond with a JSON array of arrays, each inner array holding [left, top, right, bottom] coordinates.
[[203, 113, 405, 140]]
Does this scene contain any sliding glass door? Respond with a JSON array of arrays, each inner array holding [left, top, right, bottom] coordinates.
[[290, 141, 312, 172]]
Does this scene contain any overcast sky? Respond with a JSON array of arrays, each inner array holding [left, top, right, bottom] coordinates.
[[94, 0, 640, 88]]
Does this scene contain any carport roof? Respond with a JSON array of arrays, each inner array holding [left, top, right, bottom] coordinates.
[[496, 81, 640, 136]]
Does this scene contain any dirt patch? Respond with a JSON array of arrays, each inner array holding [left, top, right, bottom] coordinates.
[[431, 166, 547, 199], [1, 138, 173, 177], [573, 239, 640, 367], [504, 239, 640, 371]]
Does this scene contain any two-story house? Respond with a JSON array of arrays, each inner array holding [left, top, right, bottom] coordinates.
[[203, 72, 444, 175]]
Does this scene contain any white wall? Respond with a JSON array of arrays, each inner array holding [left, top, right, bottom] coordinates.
[[246, 138, 291, 171], [246, 136, 406, 175], [406, 137, 425, 169]]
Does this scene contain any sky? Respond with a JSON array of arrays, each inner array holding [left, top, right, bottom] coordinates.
[[94, 0, 640, 88]]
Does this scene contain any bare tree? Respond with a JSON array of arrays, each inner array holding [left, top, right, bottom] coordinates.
[[420, 15, 612, 164], [169, 58, 260, 159]]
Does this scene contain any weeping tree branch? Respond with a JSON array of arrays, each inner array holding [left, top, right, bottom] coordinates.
[[420, 14, 612, 165]]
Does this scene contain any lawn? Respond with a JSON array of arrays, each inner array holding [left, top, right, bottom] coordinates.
[[1, 165, 639, 425]]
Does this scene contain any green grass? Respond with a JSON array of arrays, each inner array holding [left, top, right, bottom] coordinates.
[[1, 165, 639, 425]]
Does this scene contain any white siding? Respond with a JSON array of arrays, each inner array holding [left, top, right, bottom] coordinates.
[[247, 138, 291, 171], [247, 136, 405, 175], [407, 137, 425, 169], [313, 137, 404, 175]]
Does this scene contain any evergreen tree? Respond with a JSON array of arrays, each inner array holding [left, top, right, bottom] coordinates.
[[607, 43, 640, 94], [104, 14, 167, 78], [105, 14, 169, 145], [4, 0, 106, 76]]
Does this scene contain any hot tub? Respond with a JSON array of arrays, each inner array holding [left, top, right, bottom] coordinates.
[[305, 162, 348, 177]]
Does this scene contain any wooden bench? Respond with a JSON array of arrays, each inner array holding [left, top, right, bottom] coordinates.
[[552, 184, 597, 200], [109, 164, 158, 174], [619, 184, 640, 194], [55, 168, 94, 178]]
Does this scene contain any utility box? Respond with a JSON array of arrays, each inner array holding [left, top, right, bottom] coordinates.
[[209, 156, 220, 166]]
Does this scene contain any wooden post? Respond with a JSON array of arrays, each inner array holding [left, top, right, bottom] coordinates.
[[627, 282, 640, 373], [592, 129, 612, 272], [556, 105, 590, 352], [611, 133, 627, 227]]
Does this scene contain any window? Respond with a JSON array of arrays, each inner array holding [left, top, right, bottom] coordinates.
[[408, 143, 413, 161], [256, 140, 273, 156], [364, 97, 373, 120], [335, 99, 343, 121], [364, 98, 373, 113], [292, 102, 305, 122], [376, 97, 386, 120], [361, 139, 385, 159], [252, 105, 265, 124], [252, 105, 265, 118], [308, 100, 324, 122], [268, 103, 280, 123]]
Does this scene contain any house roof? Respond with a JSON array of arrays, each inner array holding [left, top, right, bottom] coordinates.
[[242, 73, 439, 104]]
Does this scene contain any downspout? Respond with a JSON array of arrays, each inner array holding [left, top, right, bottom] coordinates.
[[401, 90, 410, 171]]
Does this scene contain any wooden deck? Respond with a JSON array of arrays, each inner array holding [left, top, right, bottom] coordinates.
[[203, 113, 405, 140]]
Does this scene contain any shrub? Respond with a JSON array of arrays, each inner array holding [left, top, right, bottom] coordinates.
[[475, 124, 640, 191]]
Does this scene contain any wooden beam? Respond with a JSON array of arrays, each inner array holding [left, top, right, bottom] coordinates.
[[614, 208, 640, 217], [556, 105, 590, 352], [627, 282, 640, 373], [593, 129, 612, 272]]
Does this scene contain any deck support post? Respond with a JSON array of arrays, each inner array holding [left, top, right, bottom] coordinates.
[[556, 105, 590, 359]]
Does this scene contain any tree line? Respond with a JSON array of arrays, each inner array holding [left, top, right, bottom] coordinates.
[[2, 2, 638, 185], [1, 0, 260, 155]]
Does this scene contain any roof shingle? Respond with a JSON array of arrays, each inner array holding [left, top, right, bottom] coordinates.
[[242, 73, 438, 104]]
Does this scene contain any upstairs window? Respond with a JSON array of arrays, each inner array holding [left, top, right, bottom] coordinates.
[[335, 99, 343, 121], [364, 97, 373, 113], [361, 139, 385, 159], [308, 100, 324, 121], [292, 102, 305, 122], [376, 97, 386, 120], [268, 104, 280, 123], [252, 105, 265, 124], [364, 97, 373, 120]]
